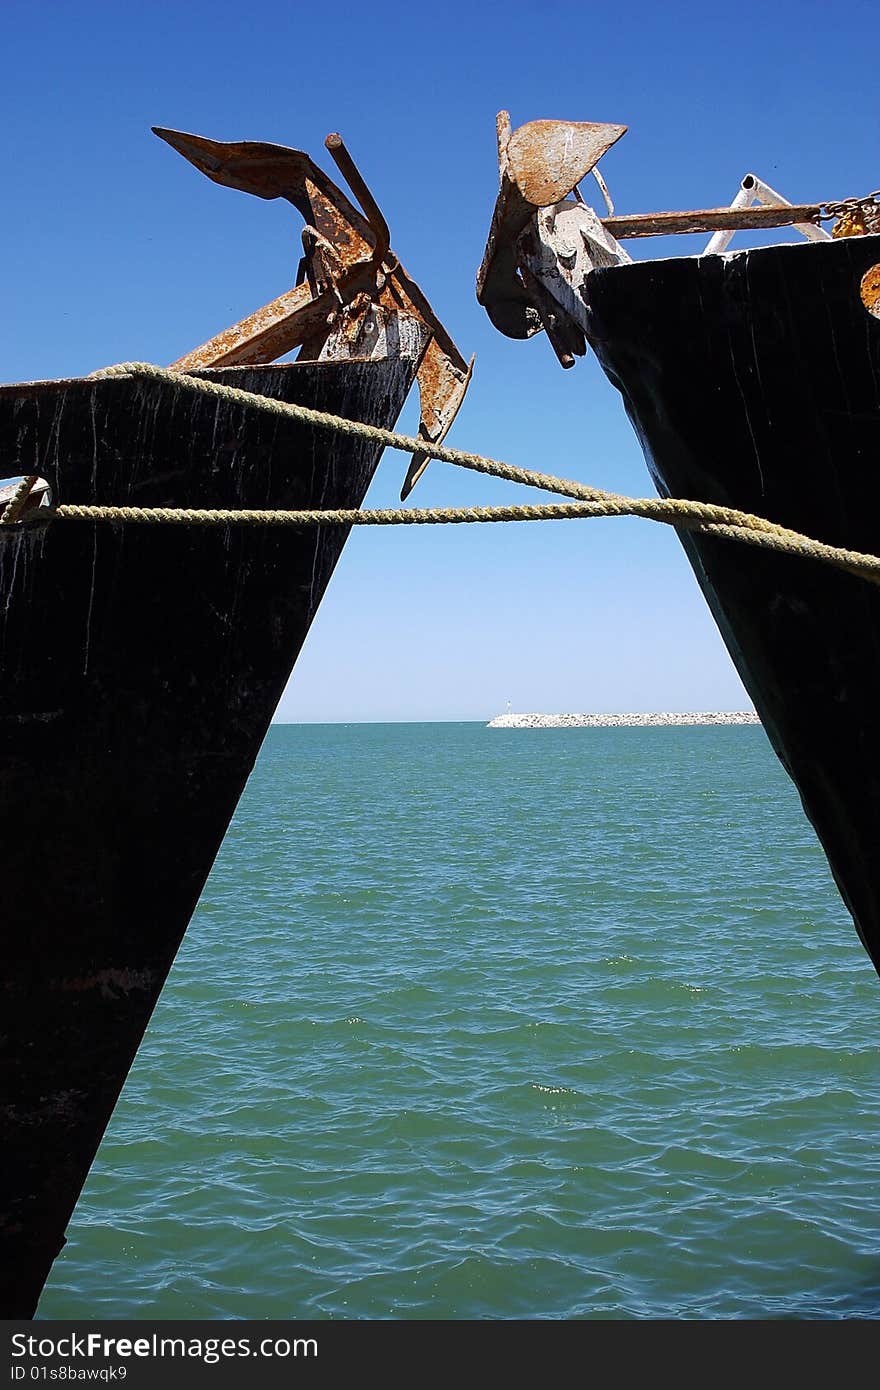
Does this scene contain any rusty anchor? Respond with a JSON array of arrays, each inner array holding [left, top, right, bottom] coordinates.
[[155, 127, 473, 498], [476, 111, 629, 366], [477, 111, 871, 372]]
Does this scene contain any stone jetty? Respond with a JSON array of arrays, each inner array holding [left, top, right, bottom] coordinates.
[[486, 711, 760, 729]]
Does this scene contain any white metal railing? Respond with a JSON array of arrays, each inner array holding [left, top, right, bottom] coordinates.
[[704, 173, 832, 253]]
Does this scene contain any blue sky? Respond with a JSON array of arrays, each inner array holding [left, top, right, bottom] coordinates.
[[3, 1, 877, 720]]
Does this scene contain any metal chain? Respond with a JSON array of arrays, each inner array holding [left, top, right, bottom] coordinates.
[[821, 190, 880, 234]]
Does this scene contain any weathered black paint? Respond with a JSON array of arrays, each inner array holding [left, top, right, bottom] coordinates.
[[586, 232, 880, 975], [0, 355, 420, 1316]]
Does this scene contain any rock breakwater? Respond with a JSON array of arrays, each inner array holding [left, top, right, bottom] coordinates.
[[486, 711, 760, 729]]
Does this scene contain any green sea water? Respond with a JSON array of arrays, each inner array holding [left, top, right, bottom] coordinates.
[[38, 723, 880, 1320]]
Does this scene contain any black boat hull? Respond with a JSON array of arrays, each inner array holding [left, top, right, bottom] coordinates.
[[0, 354, 420, 1316], [586, 233, 880, 974]]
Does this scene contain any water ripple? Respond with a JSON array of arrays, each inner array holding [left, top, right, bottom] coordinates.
[[39, 724, 880, 1319]]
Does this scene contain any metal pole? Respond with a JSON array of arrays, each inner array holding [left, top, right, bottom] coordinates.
[[703, 173, 832, 254]]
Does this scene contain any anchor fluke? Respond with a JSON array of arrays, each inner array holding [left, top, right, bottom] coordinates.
[[506, 118, 627, 207]]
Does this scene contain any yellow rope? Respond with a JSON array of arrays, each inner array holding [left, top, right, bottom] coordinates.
[[50, 501, 880, 584], [1, 475, 38, 524], [15, 362, 880, 586]]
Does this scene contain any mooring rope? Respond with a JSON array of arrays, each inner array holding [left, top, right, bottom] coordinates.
[[50, 502, 880, 586], [9, 361, 880, 587], [1, 474, 39, 525]]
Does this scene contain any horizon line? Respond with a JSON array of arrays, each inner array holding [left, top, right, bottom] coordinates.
[[270, 709, 759, 726]]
